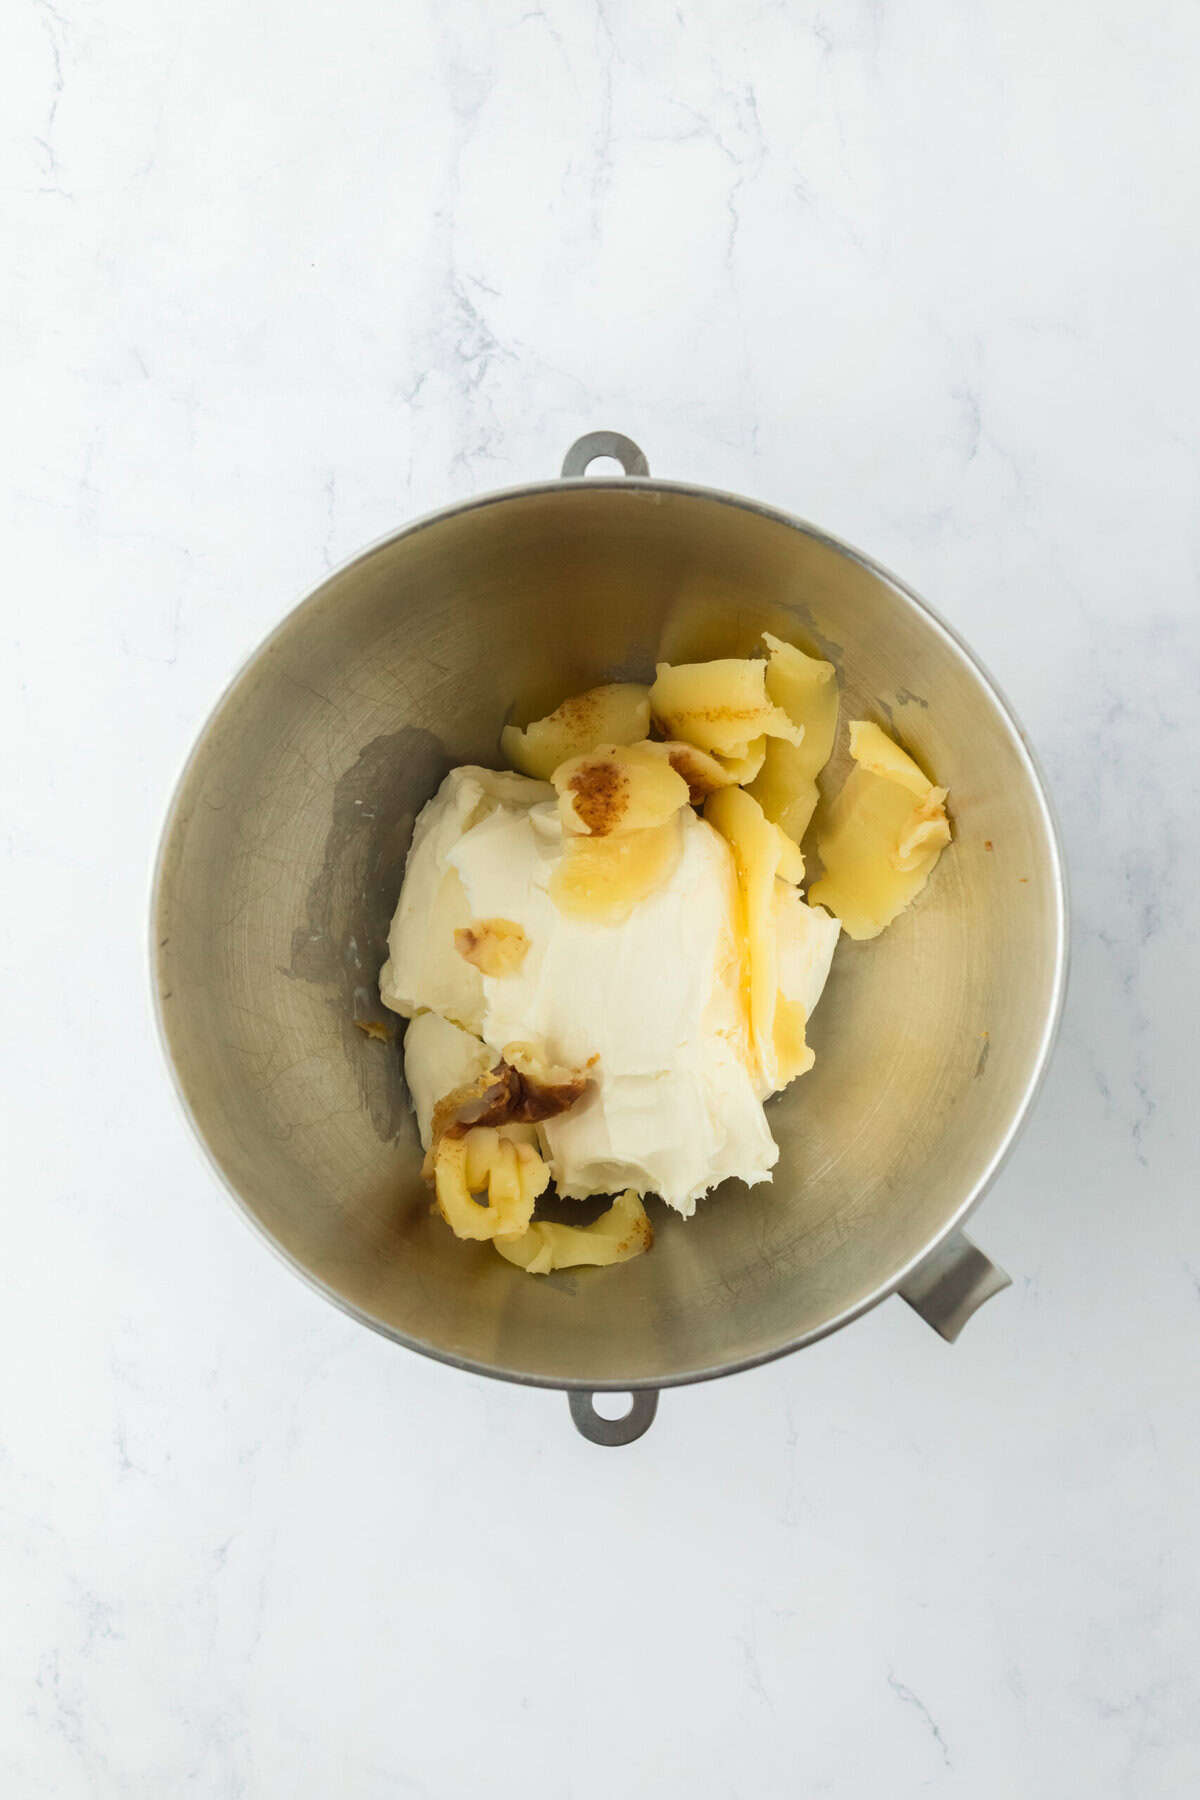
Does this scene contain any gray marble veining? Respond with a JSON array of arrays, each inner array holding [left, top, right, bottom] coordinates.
[[2, 1, 1199, 1795]]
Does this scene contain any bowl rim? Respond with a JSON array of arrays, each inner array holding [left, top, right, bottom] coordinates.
[[149, 472, 1070, 1393]]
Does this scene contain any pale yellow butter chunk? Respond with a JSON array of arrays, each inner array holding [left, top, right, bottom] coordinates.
[[775, 832, 805, 888], [846, 720, 933, 797], [434, 1125, 550, 1241], [895, 788, 951, 869], [552, 741, 689, 836], [494, 1190, 653, 1275], [650, 659, 804, 761], [703, 787, 814, 1092], [640, 739, 740, 804], [548, 743, 689, 922], [746, 633, 839, 843], [501, 683, 651, 781], [809, 722, 951, 940], [549, 818, 683, 924], [713, 736, 767, 786]]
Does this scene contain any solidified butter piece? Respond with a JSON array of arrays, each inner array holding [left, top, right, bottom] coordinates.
[[501, 684, 651, 781], [704, 787, 813, 1091], [549, 816, 684, 924], [895, 789, 952, 869], [713, 736, 767, 786], [549, 741, 689, 924], [775, 832, 805, 888], [846, 720, 932, 797], [808, 722, 951, 940], [552, 742, 689, 836], [642, 739, 740, 804], [493, 1190, 653, 1274], [434, 1125, 550, 1241], [746, 634, 839, 843], [650, 659, 804, 761]]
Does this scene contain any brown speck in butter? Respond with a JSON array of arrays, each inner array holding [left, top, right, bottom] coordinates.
[[567, 758, 629, 835]]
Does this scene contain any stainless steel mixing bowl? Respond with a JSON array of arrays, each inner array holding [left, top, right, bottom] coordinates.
[[152, 431, 1067, 1444]]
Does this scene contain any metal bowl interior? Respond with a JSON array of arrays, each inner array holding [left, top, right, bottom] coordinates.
[[153, 481, 1066, 1389]]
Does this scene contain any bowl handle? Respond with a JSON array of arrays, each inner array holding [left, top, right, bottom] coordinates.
[[567, 1389, 659, 1445], [898, 1229, 1012, 1341], [561, 431, 650, 479], [564, 1232, 1007, 1437]]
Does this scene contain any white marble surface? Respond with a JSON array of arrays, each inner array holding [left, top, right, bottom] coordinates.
[[3, 1, 1200, 1793]]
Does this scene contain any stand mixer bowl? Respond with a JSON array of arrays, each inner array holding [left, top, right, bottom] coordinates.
[[152, 432, 1067, 1443]]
